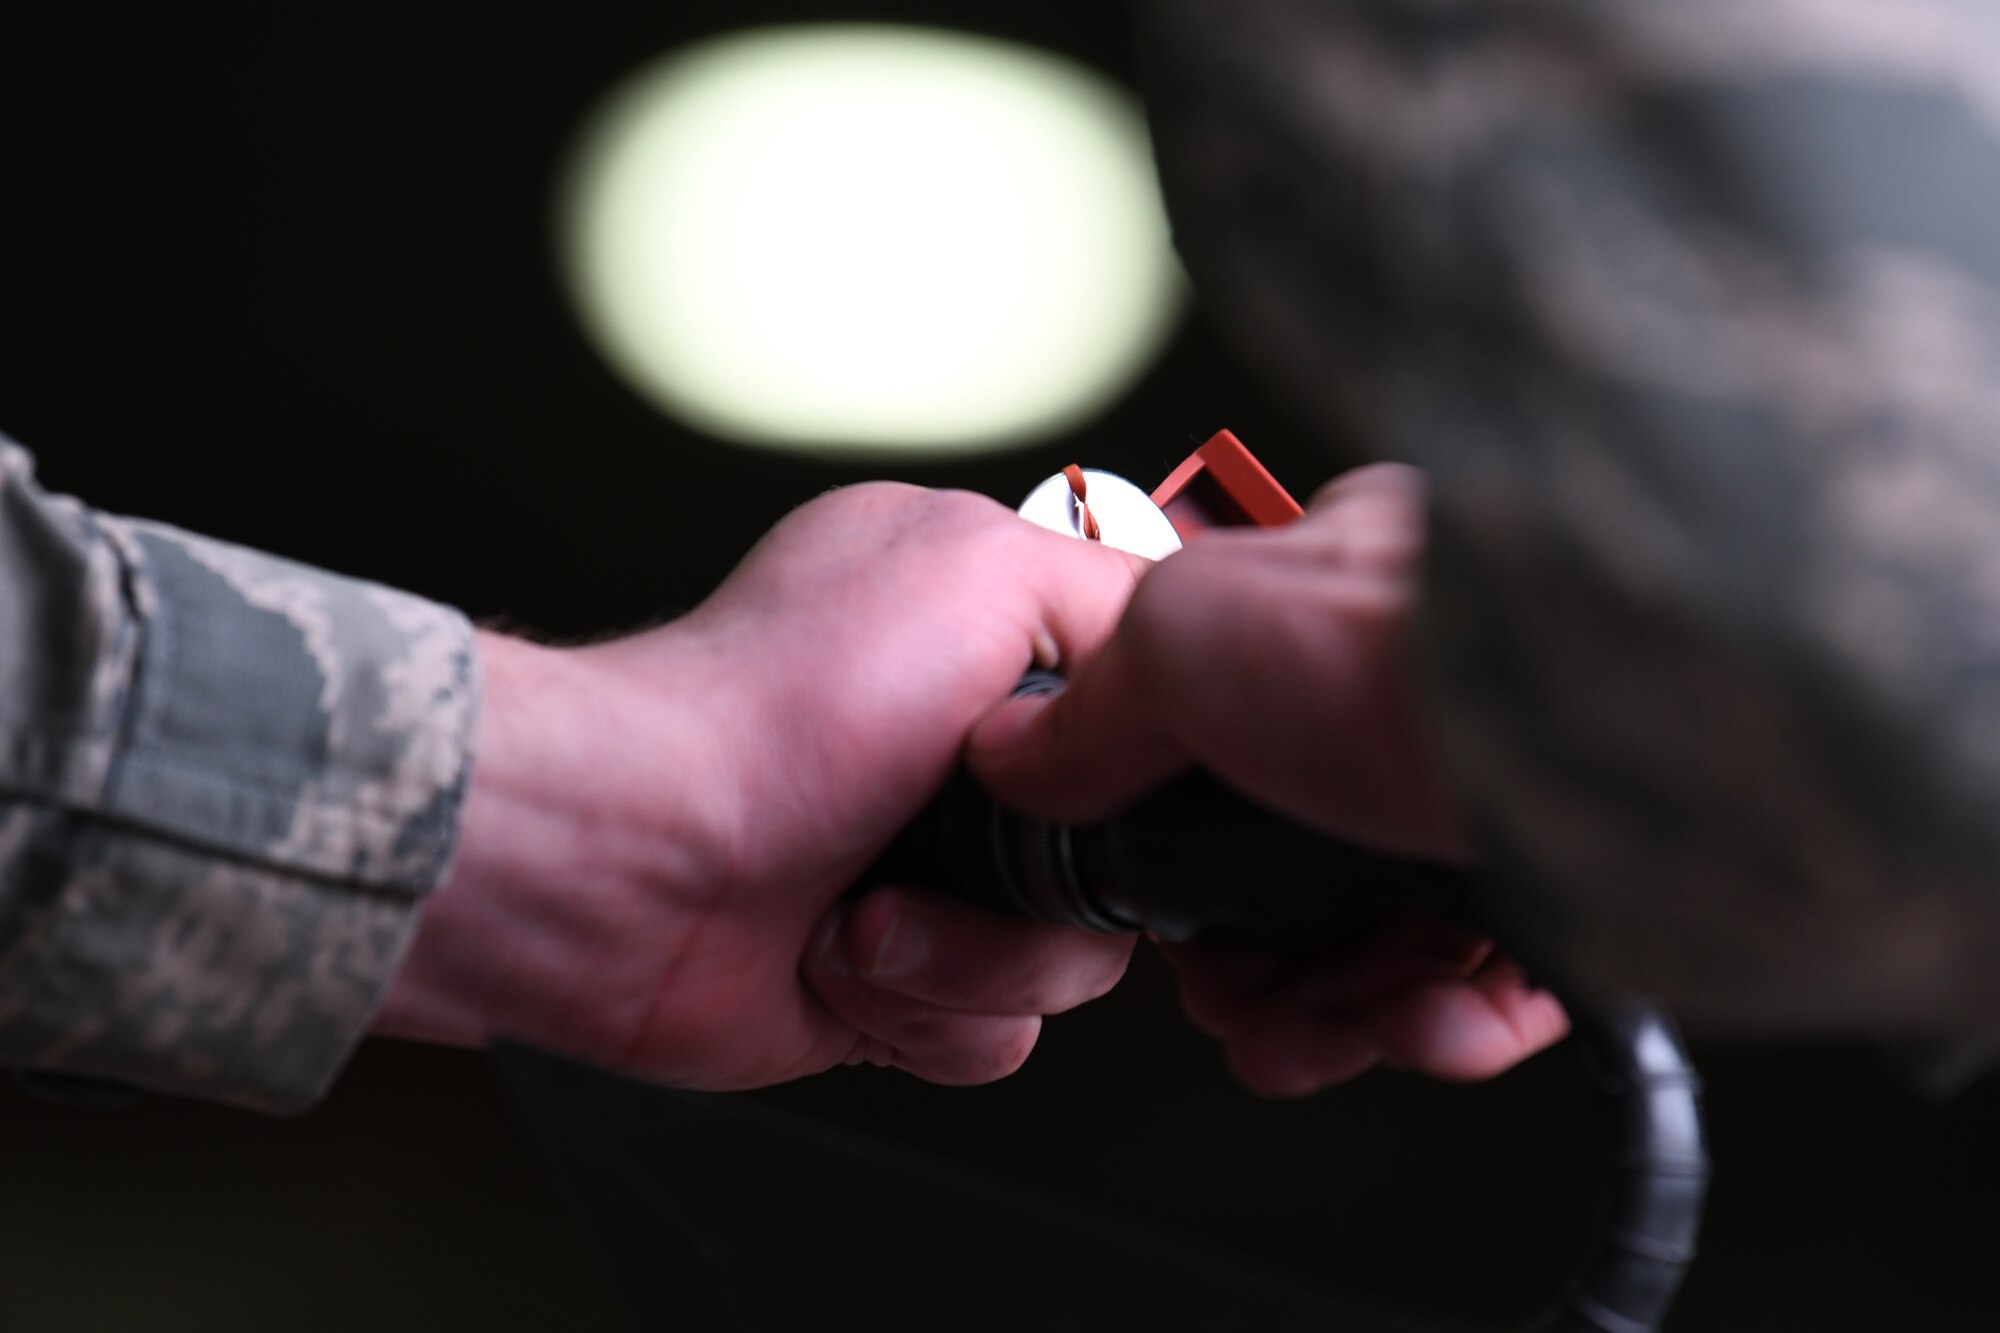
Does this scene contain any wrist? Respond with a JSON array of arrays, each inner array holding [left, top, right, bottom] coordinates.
[[371, 628, 726, 1055]]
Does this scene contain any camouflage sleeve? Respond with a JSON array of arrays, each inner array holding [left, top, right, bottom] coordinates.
[[1145, 0, 2000, 1032], [0, 439, 477, 1110]]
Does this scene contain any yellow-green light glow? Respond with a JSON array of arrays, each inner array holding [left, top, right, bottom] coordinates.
[[558, 25, 1186, 457]]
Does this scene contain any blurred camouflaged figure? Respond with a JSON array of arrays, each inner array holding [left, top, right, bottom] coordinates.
[[1147, 0, 2000, 1032], [0, 440, 475, 1110]]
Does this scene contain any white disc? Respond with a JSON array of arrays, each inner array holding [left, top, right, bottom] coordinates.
[[1016, 469, 1184, 560]]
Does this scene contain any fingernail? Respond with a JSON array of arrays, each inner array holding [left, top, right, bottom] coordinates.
[[866, 913, 929, 981], [814, 906, 853, 977]]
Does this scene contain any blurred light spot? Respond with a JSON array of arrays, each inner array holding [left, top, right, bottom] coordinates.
[[558, 25, 1186, 458]]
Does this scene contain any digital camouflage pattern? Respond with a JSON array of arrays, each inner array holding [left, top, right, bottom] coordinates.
[[1147, 0, 2000, 1030], [0, 440, 477, 1110]]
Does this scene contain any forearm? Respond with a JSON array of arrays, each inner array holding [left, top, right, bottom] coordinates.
[[372, 630, 722, 1064]]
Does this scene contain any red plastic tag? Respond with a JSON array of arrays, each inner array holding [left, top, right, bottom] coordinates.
[[1151, 430, 1303, 540]]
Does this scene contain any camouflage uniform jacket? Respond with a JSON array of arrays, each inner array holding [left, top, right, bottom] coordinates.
[[1147, 0, 2000, 1032], [0, 439, 476, 1111]]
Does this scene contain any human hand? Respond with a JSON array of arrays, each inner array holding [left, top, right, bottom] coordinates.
[[374, 484, 1145, 1089], [967, 464, 1568, 1095]]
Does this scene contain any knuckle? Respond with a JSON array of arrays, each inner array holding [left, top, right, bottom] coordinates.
[[915, 486, 1009, 536], [1305, 475, 1429, 577], [804, 480, 924, 521], [1005, 962, 1060, 1016], [1308, 462, 1427, 514]]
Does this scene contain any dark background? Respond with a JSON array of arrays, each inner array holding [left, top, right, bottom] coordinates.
[[0, 4, 1995, 1330]]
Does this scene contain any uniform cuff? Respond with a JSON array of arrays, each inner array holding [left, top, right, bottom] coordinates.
[[0, 513, 478, 1111]]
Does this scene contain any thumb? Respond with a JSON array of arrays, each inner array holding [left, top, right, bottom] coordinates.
[[966, 596, 1192, 822]]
